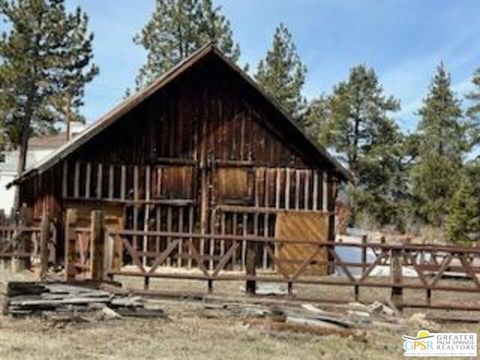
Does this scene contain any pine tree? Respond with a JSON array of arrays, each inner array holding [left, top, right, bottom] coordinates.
[[301, 95, 329, 140], [466, 67, 480, 119], [316, 65, 405, 227], [0, 0, 98, 208], [410, 63, 467, 227], [466, 67, 480, 146], [255, 23, 307, 119], [445, 170, 480, 243], [133, 0, 240, 89]]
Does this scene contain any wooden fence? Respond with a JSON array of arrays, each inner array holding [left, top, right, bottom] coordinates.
[[59, 206, 475, 311], [2, 208, 480, 311]]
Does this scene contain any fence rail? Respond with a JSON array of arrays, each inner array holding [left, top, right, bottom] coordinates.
[[2, 208, 479, 312], [102, 228, 480, 310]]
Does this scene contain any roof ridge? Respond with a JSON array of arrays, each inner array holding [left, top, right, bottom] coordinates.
[[8, 42, 351, 188]]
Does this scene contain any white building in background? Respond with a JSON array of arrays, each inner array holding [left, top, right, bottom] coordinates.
[[0, 124, 85, 215]]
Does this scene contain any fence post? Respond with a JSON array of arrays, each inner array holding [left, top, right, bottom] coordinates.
[[90, 210, 106, 281], [361, 235, 367, 276], [245, 245, 256, 295], [0, 210, 6, 270], [65, 209, 78, 281], [103, 230, 114, 281], [390, 249, 403, 310], [39, 212, 50, 281], [12, 205, 33, 272]]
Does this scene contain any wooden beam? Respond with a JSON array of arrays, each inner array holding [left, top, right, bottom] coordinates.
[[90, 210, 106, 281], [62, 161, 68, 198], [39, 212, 50, 281], [85, 162, 91, 198], [64, 209, 78, 281], [322, 171, 328, 211]]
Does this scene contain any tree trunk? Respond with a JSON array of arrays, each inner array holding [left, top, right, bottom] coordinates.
[[13, 95, 35, 212]]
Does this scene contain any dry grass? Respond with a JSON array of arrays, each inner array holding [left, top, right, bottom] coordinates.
[[0, 270, 478, 359], [0, 299, 478, 360]]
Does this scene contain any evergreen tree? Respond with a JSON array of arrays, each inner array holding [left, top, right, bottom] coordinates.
[[466, 67, 480, 147], [255, 23, 307, 119], [301, 95, 329, 140], [466, 67, 480, 119], [445, 168, 480, 243], [317, 65, 404, 227], [410, 63, 467, 227], [0, 0, 98, 208], [133, 0, 240, 89]]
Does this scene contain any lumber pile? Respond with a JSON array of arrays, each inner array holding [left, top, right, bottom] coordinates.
[[2, 281, 166, 319]]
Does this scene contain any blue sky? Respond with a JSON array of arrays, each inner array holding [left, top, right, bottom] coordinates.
[[68, 0, 480, 133]]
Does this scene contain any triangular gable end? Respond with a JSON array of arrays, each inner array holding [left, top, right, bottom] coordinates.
[[9, 43, 351, 187]]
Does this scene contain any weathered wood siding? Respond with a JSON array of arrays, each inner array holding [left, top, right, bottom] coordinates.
[[19, 54, 339, 271]]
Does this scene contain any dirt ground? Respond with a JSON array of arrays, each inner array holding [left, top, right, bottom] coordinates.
[[0, 299, 478, 360], [0, 270, 479, 360]]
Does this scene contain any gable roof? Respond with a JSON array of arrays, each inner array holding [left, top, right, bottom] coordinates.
[[9, 43, 351, 187]]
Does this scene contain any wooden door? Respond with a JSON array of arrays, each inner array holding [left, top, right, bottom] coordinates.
[[275, 211, 329, 276]]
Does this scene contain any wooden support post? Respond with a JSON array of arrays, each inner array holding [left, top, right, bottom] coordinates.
[[103, 231, 114, 281], [354, 285, 360, 302], [245, 246, 256, 295], [361, 235, 367, 275], [90, 210, 106, 281], [65, 209, 78, 281], [39, 213, 50, 281], [62, 161, 68, 198], [390, 249, 403, 310], [12, 205, 33, 272]]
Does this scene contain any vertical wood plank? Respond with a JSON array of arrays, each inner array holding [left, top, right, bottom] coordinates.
[[133, 165, 139, 250], [155, 206, 161, 253], [390, 249, 403, 309], [187, 206, 194, 269], [39, 212, 50, 281], [264, 168, 270, 208], [96, 164, 103, 199], [143, 165, 151, 267], [295, 170, 300, 210], [322, 171, 328, 211], [120, 165, 126, 200], [177, 208, 184, 267], [90, 210, 106, 281], [85, 163, 91, 199], [275, 168, 281, 209], [166, 206, 172, 267], [232, 212, 238, 269], [263, 170, 270, 269], [241, 212, 247, 270], [108, 165, 114, 199], [304, 170, 310, 210], [74, 161, 80, 198], [220, 212, 226, 260], [64, 209, 78, 281], [285, 168, 290, 210], [313, 171, 319, 210], [62, 161, 68, 198]]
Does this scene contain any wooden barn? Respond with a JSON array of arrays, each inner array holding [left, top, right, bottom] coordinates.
[[9, 43, 350, 278]]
